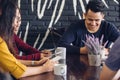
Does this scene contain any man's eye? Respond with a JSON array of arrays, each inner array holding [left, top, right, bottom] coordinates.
[[95, 19, 100, 21], [88, 19, 93, 21]]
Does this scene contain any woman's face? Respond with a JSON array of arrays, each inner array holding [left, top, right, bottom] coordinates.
[[12, 8, 21, 34]]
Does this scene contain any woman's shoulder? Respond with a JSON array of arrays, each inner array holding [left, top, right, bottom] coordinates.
[[0, 37, 5, 45], [0, 37, 3, 42], [0, 37, 8, 49]]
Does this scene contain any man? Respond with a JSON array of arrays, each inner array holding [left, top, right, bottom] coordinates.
[[100, 37, 120, 80], [58, 0, 120, 54]]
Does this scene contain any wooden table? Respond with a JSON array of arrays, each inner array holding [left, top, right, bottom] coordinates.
[[19, 54, 101, 80]]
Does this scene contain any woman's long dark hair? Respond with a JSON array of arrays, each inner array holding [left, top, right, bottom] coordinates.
[[0, 1, 17, 55]]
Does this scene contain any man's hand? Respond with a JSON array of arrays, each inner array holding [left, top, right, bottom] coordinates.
[[82, 34, 108, 55], [80, 46, 88, 54]]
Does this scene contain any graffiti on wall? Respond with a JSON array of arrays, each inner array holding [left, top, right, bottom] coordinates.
[[18, 0, 119, 49]]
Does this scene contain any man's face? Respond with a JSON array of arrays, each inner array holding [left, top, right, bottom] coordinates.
[[85, 9, 104, 33]]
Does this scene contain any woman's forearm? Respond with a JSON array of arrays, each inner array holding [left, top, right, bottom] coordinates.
[[20, 66, 45, 77], [18, 59, 34, 66], [20, 60, 54, 78], [18, 58, 48, 66]]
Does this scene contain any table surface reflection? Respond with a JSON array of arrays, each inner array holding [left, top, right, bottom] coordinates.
[[19, 54, 101, 80]]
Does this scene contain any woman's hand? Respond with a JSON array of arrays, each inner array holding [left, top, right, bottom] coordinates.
[[37, 57, 48, 65], [41, 60, 56, 72], [41, 49, 52, 58]]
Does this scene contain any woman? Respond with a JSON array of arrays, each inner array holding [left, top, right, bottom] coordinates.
[[13, 8, 51, 61], [12, 6, 51, 66], [12, 1, 53, 66], [0, 0, 52, 62], [0, 0, 55, 79]]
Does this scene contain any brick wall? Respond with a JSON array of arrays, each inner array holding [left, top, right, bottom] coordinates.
[[19, 0, 120, 50]]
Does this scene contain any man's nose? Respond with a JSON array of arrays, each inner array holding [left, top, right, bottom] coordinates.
[[91, 21, 96, 26]]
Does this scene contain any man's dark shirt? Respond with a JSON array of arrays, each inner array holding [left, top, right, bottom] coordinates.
[[58, 20, 120, 54]]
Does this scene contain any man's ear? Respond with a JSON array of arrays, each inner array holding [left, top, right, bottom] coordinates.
[[102, 13, 105, 20], [101, 13, 105, 18], [82, 13, 86, 19]]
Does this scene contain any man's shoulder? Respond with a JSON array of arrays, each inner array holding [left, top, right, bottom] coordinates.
[[101, 20, 118, 31], [69, 19, 85, 28], [71, 19, 84, 25], [101, 20, 115, 26]]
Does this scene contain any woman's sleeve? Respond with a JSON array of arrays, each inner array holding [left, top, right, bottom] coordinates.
[[14, 34, 41, 60], [15, 53, 41, 60], [0, 38, 27, 79]]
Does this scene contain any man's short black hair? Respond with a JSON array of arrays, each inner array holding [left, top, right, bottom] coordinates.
[[86, 0, 105, 13]]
